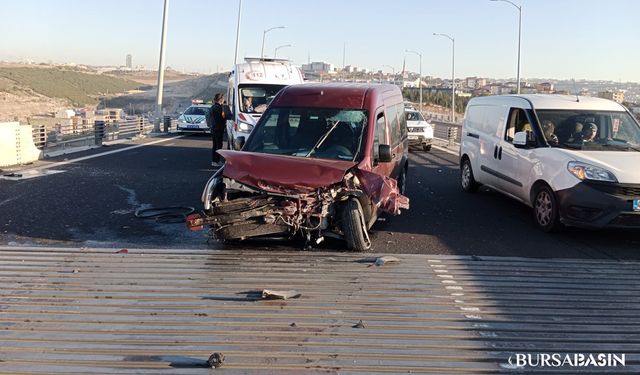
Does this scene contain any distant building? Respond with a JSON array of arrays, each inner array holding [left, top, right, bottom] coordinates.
[[489, 84, 512, 95], [598, 90, 624, 104], [536, 82, 554, 93], [343, 65, 356, 73], [55, 109, 76, 119], [126, 54, 132, 69], [301, 61, 335, 75], [464, 77, 487, 89]]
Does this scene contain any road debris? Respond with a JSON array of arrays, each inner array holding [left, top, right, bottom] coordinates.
[[207, 352, 225, 368], [352, 320, 365, 328], [375, 256, 400, 266], [115, 249, 129, 254], [261, 289, 301, 300]]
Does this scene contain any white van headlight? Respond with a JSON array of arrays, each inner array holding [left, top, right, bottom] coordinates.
[[567, 161, 617, 183], [237, 121, 254, 132]]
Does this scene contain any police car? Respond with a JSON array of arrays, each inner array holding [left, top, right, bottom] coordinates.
[[177, 100, 211, 133]]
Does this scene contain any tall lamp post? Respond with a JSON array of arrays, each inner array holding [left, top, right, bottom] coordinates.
[[233, 0, 242, 66], [261, 26, 285, 59], [153, 0, 170, 133], [405, 50, 422, 113], [490, 0, 522, 94], [433, 33, 455, 123], [274, 44, 292, 58]]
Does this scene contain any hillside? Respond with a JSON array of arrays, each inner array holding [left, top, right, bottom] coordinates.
[[0, 67, 140, 106]]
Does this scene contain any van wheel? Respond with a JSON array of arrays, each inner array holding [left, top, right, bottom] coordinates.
[[533, 184, 562, 232], [342, 198, 372, 252], [460, 159, 479, 193], [397, 165, 407, 195], [423, 144, 432, 152]]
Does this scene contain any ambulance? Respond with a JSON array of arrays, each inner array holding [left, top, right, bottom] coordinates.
[[226, 58, 304, 149]]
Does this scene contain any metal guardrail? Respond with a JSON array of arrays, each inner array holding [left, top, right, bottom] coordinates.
[[30, 117, 152, 156], [431, 121, 462, 144]]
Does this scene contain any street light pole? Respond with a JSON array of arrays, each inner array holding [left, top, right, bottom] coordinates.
[[153, 0, 169, 133], [434, 33, 455, 123], [261, 26, 285, 59], [274, 44, 292, 58], [490, 0, 522, 94], [233, 0, 242, 66], [406, 50, 422, 113]]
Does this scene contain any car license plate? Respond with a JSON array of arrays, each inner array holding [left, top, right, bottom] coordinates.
[[408, 135, 418, 140], [186, 125, 199, 129], [634, 199, 640, 211]]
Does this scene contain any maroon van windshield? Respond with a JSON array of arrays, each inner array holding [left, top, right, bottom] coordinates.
[[244, 107, 369, 162]]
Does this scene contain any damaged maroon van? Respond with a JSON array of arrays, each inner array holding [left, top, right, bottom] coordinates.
[[187, 83, 409, 251]]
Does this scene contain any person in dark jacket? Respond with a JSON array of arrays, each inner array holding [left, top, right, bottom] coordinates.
[[210, 93, 226, 166]]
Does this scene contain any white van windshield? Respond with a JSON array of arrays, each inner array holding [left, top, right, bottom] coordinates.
[[536, 110, 640, 152], [239, 84, 286, 114]]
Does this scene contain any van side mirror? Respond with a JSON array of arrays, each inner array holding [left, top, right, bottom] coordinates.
[[514, 131, 536, 148], [378, 144, 392, 162], [234, 136, 246, 150]]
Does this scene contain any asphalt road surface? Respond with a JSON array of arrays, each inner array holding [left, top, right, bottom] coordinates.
[[1, 134, 639, 259]]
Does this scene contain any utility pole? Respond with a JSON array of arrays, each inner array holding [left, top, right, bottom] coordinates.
[[233, 0, 242, 66], [153, 0, 169, 133], [342, 42, 346, 70]]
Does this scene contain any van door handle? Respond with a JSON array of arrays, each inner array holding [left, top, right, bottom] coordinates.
[[493, 145, 498, 159], [498, 146, 503, 160]]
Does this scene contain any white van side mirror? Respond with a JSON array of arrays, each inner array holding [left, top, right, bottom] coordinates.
[[513, 131, 528, 147]]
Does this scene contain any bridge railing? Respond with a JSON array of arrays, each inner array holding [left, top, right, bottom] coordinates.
[[30, 116, 152, 156]]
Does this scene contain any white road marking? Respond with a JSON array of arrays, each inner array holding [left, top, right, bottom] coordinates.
[[21, 135, 185, 173], [432, 144, 459, 156]]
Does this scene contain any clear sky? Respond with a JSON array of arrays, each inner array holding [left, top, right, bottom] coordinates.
[[1, 0, 639, 82]]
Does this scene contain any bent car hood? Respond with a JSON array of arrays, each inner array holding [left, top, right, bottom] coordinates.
[[218, 150, 356, 193]]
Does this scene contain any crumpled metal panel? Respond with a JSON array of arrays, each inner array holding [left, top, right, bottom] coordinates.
[[355, 169, 410, 215], [218, 150, 356, 194]]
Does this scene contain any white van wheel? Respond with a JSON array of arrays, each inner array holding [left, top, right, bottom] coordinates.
[[533, 185, 561, 232], [461, 159, 479, 193], [342, 199, 372, 252]]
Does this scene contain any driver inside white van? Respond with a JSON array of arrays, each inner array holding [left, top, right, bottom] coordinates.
[[582, 123, 598, 142]]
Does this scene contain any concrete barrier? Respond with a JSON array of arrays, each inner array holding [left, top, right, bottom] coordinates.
[[0, 122, 43, 167]]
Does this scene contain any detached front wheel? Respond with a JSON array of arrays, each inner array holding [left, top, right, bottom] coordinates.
[[342, 198, 371, 252]]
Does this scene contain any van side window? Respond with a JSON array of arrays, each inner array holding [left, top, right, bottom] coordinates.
[[386, 105, 399, 146], [396, 104, 407, 140], [505, 108, 530, 143], [373, 112, 386, 161]]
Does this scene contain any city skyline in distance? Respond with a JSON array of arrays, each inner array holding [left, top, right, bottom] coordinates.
[[1, 0, 639, 82]]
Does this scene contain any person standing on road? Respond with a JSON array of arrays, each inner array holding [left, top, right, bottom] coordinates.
[[210, 93, 226, 167]]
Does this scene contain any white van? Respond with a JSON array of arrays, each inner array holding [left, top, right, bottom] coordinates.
[[460, 94, 640, 231], [226, 58, 304, 149]]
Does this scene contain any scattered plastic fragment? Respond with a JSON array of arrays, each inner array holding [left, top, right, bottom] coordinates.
[[289, 322, 297, 327], [261, 289, 301, 300], [207, 352, 225, 368], [375, 256, 400, 266], [353, 320, 365, 328], [116, 249, 129, 254]]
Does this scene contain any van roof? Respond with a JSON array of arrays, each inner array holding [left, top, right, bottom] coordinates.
[[470, 94, 626, 111], [270, 83, 401, 109]]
